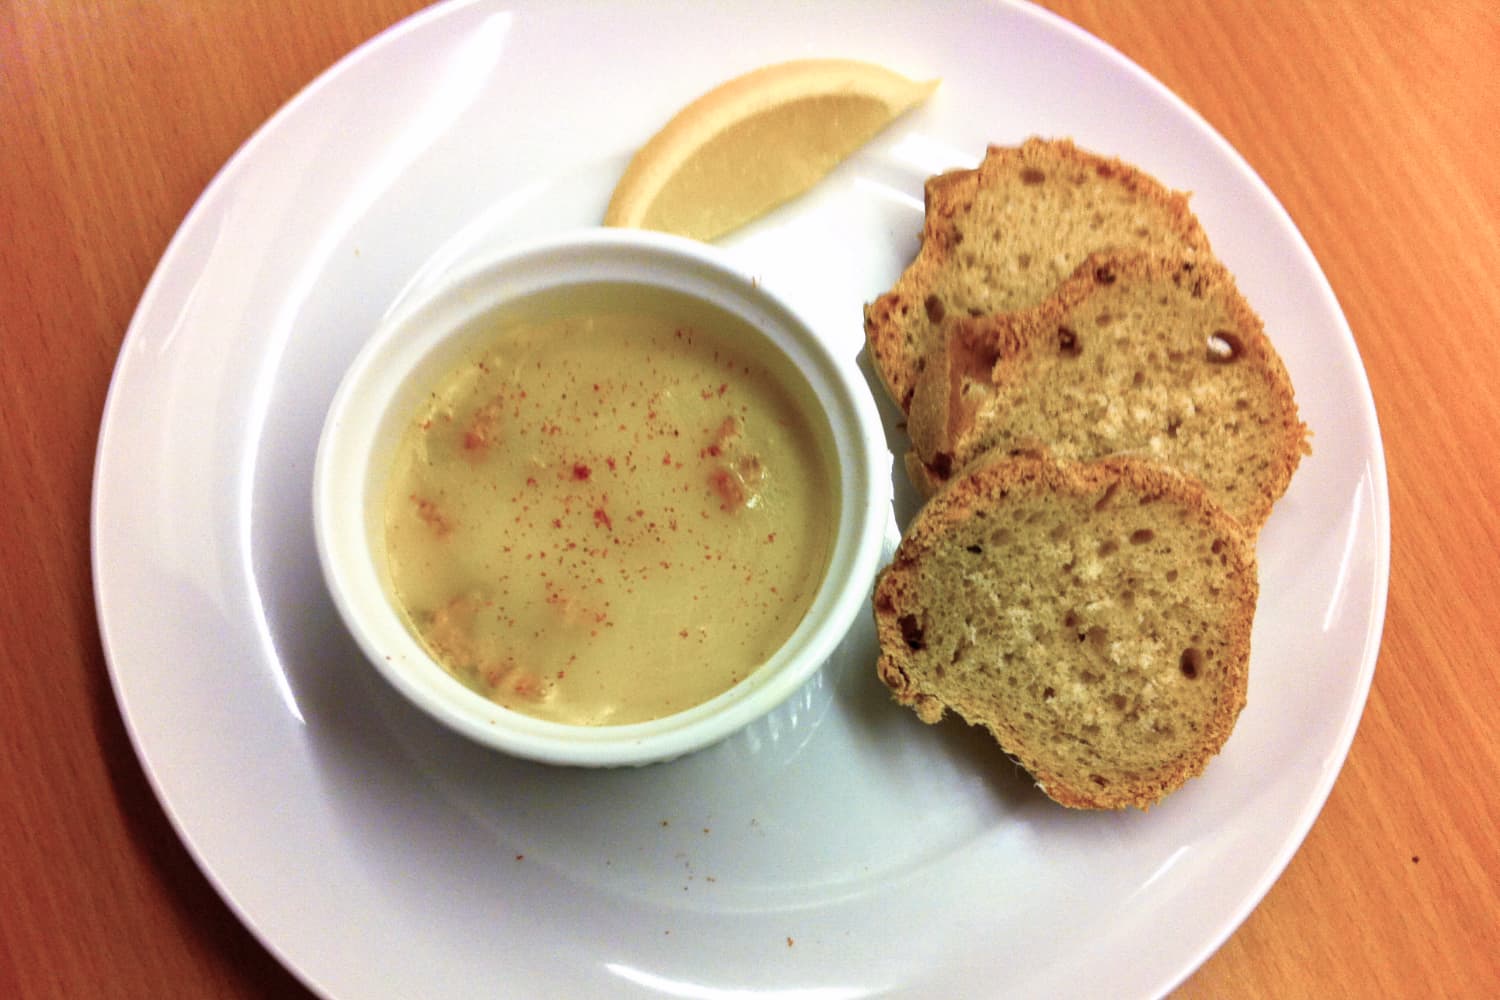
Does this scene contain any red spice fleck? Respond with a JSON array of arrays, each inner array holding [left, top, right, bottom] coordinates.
[[766, 533, 776, 542], [606, 457, 617, 471], [709, 468, 747, 509], [509, 673, 544, 698], [551, 518, 563, 529], [662, 451, 673, 466], [462, 398, 506, 454], [573, 462, 591, 480], [718, 383, 728, 396], [593, 508, 613, 530], [679, 629, 689, 638], [411, 495, 453, 537]]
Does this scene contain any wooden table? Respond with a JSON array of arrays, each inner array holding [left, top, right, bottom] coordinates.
[[4, 1, 1496, 996]]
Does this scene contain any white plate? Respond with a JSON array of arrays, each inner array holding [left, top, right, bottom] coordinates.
[[92, 1, 1389, 997]]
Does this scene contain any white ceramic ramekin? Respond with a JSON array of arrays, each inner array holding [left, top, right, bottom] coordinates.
[[313, 228, 889, 766]]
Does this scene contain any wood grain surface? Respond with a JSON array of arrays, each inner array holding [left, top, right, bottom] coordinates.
[[3, 1, 1496, 996]]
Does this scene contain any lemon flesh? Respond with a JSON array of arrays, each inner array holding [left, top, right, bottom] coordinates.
[[606, 60, 938, 242]]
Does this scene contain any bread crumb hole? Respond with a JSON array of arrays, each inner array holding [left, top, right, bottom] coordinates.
[[1020, 167, 1046, 185], [1098, 539, 1119, 557], [924, 295, 945, 323], [1058, 326, 1082, 357], [1207, 330, 1243, 363], [898, 615, 925, 651], [1129, 528, 1155, 544], [1180, 647, 1204, 679]]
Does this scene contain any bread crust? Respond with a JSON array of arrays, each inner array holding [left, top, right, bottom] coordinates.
[[873, 454, 1256, 810], [864, 138, 1211, 413]]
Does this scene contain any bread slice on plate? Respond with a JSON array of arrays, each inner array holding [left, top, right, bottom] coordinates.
[[904, 251, 1309, 533], [873, 454, 1256, 810], [864, 137, 1212, 412]]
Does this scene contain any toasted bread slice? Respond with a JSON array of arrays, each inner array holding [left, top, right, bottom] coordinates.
[[873, 454, 1256, 810], [864, 138, 1212, 412], [905, 252, 1309, 533]]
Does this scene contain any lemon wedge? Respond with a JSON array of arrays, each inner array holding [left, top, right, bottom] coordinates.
[[604, 59, 939, 242]]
